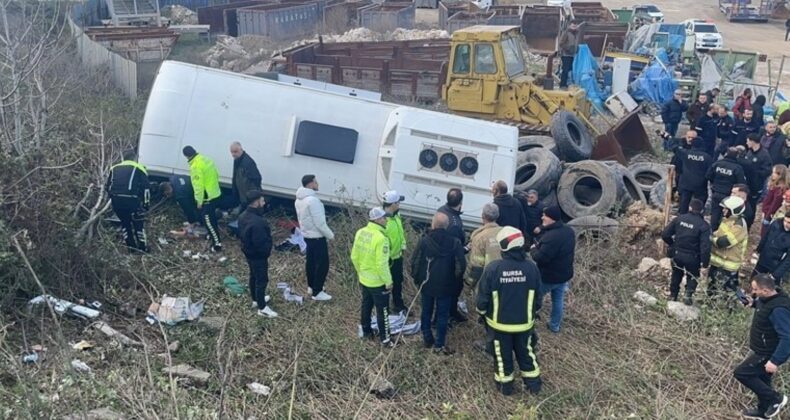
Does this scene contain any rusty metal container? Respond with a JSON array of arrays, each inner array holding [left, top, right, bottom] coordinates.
[[578, 21, 629, 57], [197, 1, 270, 33], [359, 2, 415, 31], [521, 5, 565, 54], [237, 2, 321, 40], [84, 26, 180, 62]]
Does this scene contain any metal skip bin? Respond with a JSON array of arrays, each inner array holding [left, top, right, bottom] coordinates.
[[591, 109, 654, 165]]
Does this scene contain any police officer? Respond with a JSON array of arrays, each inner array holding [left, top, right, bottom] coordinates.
[[708, 196, 749, 297], [106, 149, 150, 253], [661, 199, 711, 305], [707, 147, 747, 230], [740, 135, 774, 210], [382, 190, 407, 313], [716, 104, 735, 156], [351, 207, 394, 348], [476, 226, 541, 396], [183, 146, 223, 252], [672, 131, 713, 215]]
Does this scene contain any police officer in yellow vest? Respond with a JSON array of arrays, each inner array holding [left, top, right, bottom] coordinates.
[[106, 149, 150, 253], [183, 146, 223, 252], [708, 195, 749, 296], [476, 226, 541, 396], [382, 190, 407, 313], [351, 207, 394, 348]]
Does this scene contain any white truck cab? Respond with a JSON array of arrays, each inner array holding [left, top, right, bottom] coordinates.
[[138, 61, 519, 226], [633, 4, 664, 22], [682, 19, 724, 50]]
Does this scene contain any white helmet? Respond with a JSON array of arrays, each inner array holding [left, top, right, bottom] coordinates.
[[720, 195, 745, 217], [496, 226, 525, 252]]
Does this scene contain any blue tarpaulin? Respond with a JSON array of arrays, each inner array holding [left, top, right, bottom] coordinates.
[[629, 51, 677, 105], [658, 24, 686, 52], [572, 44, 605, 112]]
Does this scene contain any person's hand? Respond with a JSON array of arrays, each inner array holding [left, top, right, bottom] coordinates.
[[744, 295, 754, 307], [766, 361, 779, 374], [533, 227, 540, 235]]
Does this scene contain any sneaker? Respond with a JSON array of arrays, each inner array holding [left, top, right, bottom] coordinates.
[[742, 407, 768, 420], [250, 296, 271, 308], [433, 346, 455, 355], [312, 291, 332, 301], [257, 306, 278, 318], [765, 395, 788, 418], [381, 340, 395, 349], [307, 287, 313, 296]]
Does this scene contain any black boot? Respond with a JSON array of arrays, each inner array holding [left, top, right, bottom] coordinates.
[[496, 382, 513, 396], [524, 378, 542, 395], [683, 292, 693, 306]]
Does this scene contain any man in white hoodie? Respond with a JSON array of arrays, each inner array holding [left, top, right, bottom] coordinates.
[[295, 175, 334, 301]]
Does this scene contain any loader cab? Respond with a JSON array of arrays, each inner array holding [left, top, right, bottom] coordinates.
[[443, 26, 525, 115]]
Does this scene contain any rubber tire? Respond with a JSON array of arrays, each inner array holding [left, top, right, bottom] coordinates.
[[650, 179, 667, 210], [550, 111, 593, 163], [540, 190, 558, 208], [627, 162, 669, 196], [515, 148, 562, 197], [556, 160, 620, 218], [518, 135, 560, 158], [567, 215, 619, 241], [605, 162, 647, 211]]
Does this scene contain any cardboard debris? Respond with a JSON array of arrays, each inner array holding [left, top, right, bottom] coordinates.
[[72, 340, 96, 351], [146, 296, 204, 326], [163, 364, 210, 384]]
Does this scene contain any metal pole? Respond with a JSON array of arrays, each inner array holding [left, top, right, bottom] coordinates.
[[659, 165, 675, 256], [772, 55, 786, 105]]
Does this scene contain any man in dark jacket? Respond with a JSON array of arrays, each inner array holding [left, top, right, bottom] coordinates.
[[687, 92, 709, 126], [671, 132, 713, 215], [516, 189, 545, 243], [740, 134, 774, 209], [754, 214, 790, 285], [530, 206, 575, 333], [477, 226, 541, 396], [733, 184, 757, 232], [106, 149, 150, 253], [238, 191, 277, 318], [661, 89, 688, 137], [492, 180, 528, 235], [437, 188, 467, 322], [411, 212, 466, 355], [558, 21, 579, 89], [661, 199, 711, 305], [761, 122, 787, 165], [707, 147, 747, 230], [696, 104, 719, 157], [716, 104, 735, 156], [230, 142, 263, 209], [734, 273, 790, 419], [733, 109, 763, 147], [160, 174, 199, 226]]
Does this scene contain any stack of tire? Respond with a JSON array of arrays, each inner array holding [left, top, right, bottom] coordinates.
[[514, 111, 651, 239]]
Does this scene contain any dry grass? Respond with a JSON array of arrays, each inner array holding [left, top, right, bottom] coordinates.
[[0, 202, 782, 419]]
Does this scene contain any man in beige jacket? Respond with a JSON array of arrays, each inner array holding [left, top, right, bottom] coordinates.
[[466, 203, 503, 288]]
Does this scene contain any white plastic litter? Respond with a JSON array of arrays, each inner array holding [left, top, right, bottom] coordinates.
[[71, 359, 91, 373], [357, 312, 421, 337], [457, 299, 469, 315], [247, 382, 271, 395], [276, 282, 304, 305], [158, 237, 168, 245], [289, 228, 307, 253], [28, 295, 101, 319]]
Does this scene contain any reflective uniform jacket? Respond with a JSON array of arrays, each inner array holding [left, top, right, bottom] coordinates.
[[351, 222, 392, 288], [106, 160, 150, 209], [384, 212, 406, 261], [188, 154, 221, 206], [476, 251, 540, 333], [710, 216, 749, 272], [466, 222, 502, 286]]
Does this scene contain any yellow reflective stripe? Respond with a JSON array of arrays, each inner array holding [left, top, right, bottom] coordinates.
[[112, 160, 148, 175], [485, 319, 534, 333], [527, 289, 534, 324], [493, 340, 513, 383], [492, 291, 499, 324], [522, 340, 541, 378], [711, 255, 741, 272], [719, 224, 738, 247]]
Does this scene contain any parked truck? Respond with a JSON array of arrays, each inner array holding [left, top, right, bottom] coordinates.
[[718, 0, 771, 22], [137, 61, 519, 225]]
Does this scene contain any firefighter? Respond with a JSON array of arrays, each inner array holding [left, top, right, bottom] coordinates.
[[476, 226, 541, 396], [708, 196, 749, 297], [106, 149, 150, 253], [382, 190, 407, 313], [466, 203, 502, 288], [660, 199, 711, 305], [351, 207, 394, 348], [182, 146, 223, 252]]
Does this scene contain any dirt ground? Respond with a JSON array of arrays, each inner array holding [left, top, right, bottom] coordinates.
[[601, 0, 790, 96]]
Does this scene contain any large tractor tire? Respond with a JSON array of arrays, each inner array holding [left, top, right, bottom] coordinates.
[[556, 160, 620, 218], [567, 215, 619, 241], [605, 161, 647, 210], [628, 162, 670, 198], [515, 148, 562, 197], [518, 135, 560, 158], [550, 111, 593, 162], [650, 179, 668, 211]]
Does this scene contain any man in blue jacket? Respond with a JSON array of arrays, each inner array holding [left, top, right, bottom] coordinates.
[[735, 274, 790, 419], [529, 206, 576, 333], [661, 89, 688, 137]]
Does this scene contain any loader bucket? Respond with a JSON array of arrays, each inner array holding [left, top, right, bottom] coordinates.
[[590, 109, 653, 165]]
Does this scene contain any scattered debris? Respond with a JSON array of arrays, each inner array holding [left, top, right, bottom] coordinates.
[[633, 291, 658, 306], [162, 5, 197, 25], [163, 363, 210, 384], [28, 295, 101, 319], [247, 382, 271, 396], [358, 312, 420, 337], [198, 316, 225, 330], [22, 353, 39, 364], [182, 250, 192, 257], [366, 371, 396, 399], [157, 237, 168, 245], [93, 322, 143, 347], [276, 282, 304, 305], [637, 257, 659, 273], [667, 301, 700, 321], [31, 344, 46, 352], [218, 256, 228, 264], [224, 276, 246, 296], [146, 296, 205, 325], [63, 407, 125, 420], [71, 359, 92, 373], [72, 340, 96, 351], [120, 302, 137, 317]]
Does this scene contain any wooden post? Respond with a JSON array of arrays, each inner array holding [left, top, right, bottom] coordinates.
[[659, 165, 675, 255]]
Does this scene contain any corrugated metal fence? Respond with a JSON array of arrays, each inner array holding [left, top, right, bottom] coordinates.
[[68, 16, 138, 99]]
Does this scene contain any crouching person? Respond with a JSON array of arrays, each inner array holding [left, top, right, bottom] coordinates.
[[411, 212, 466, 355], [476, 227, 541, 395]]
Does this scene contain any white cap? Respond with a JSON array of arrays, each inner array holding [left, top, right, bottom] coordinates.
[[368, 207, 387, 220], [382, 190, 405, 204]]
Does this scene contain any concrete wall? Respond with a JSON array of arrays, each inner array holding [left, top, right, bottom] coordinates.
[[68, 17, 138, 99]]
